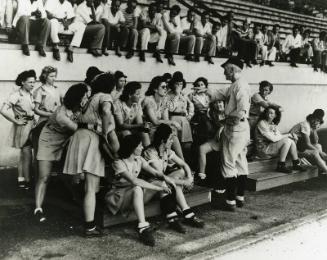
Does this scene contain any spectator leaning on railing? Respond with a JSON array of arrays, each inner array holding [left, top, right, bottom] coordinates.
[[13, 0, 51, 57]]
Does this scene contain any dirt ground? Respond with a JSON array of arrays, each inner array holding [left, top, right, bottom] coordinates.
[[1, 170, 327, 260]]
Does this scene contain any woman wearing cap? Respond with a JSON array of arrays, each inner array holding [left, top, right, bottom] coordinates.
[[289, 109, 327, 174], [166, 72, 194, 161], [114, 81, 151, 146], [0, 70, 36, 189], [32, 66, 63, 155], [34, 83, 89, 223], [142, 75, 184, 159], [63, 73, 120, 237]]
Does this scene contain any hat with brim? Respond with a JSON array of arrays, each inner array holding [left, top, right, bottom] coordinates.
[[221, 57, 244, 70], [114, 70, 127, 80], [312, 109, 325, 124], [15, 70, 36, 86]]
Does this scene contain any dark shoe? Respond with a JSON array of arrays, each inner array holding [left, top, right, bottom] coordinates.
[[236, 199, 244, 208], [34, 209, 46, 223], [290, 62, 298, 67], [252, 60, 258, 65], [126, 50, 134, 59], [183, 216, 204, 228], [267, 61, 274, 67], [85, 227, 103, 238], [168, 219, 186, 234], [246, 62, 252, 68], [205, 56, 214, 64], [35, 45, 46, 57], [24, 182, 31, 190], [139, 51, 146, 62], [115, 47, 122, 57], [184, 54, 193, 61], [212, 200, 236, 212], [293, 164, 306, 172], [53, 48, 61, 61], [18, 180, 26, 189], [153, 51, 163, 63], [314, 67, 318, 72], [276, 163, 292, 173], [102, 48, 109, 56], [166, 54, 176, 66], [139, 227, 155, 247], [22, 44, 30, 56], [260, 61, 265, 66], [66, 49, 74, 63], [88, 49, 102, 57], [194, 55, 200, 62]]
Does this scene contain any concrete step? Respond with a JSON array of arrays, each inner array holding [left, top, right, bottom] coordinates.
[[103, 185, 211, 227], [246, 166, 319, 191], [248, 158, 279, 173]]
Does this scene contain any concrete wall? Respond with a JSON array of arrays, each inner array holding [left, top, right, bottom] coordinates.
[[0, 47, 326, 166]]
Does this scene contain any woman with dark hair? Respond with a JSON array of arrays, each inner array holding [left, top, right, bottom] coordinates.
[[34, 83, 89, 222], [105, 134, 174, 246], [143, 124, 204, 233], [63, 73, 120, 237], [0, 70, 36, 189], [166, 72, 194, 159], [114, 81, 150, 146], [142, 76, 184, 159], [255, 106, 305, 173], [289, 109, 327, 174]]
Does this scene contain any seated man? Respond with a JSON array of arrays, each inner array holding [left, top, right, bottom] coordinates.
[[194, 11, 216, 64], [138, 2, 166, 62], [121, 0, 141, 59], [300, 29, 313, 64], [282, 25, 302, 67], [212, 19, 230, 57], [46, 0, 86, 62], [74, 0, 106, 57], [0, 0, 14, 28], [180, 9, 196, 61], [267, 24, 281, 62], [162, 5, 195, 65], [13, 0, 51, 56]]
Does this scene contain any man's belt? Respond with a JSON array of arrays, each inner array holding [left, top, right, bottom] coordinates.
[[169, 111, 186, 116]]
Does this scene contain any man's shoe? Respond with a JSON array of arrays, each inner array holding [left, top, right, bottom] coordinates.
[[139, 51, 146, 62], [153, 51, 163, 63], [260, 61, 265, 66], [267, 61, 274, 67], [139, 227, 155, 247], [205, 56, 214, 64], [276, 164, 292, 173], [168, 219, 186, 233], [84, 227, 104, 238], [252, 59, 258, 65], [185, 54, 193, 61], [166, 54, 176, 66], [236, 199, 244, 208], [115, 47, 122, 57], [314, 67, 318, 72], [34, 209, 46, 223], [88, 49, 102, 57], [246, 62, 252, 68], [35, 45, 46, 57], [22, 44, 30, 56], [290, 62, 298, 67], [212, 200, 236, 212], [102, 48, 109, 56], [18, 180, 26, 189], [126, 50, 134, 59], [66, 49, 74, 63], [293, 164, 306, 172], [183, 216, 204, 228], [194, 55, 200, 62], [53, 48, 61, 61]]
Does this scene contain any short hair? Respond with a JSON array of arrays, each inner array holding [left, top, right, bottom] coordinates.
[[145, 76, 165, 96], [170, 5, 181, 14], [118, 134, 142, 159], [293, 25, 299, 31], [193, 77, 208, 88], [259, 80, 273, 93], [15, 70, 36, 86], [39, 66, 58, 84], [120, 81, 142, 102], [303, 29, 311, 35], [319, 31, 327, 38], [91, 73, 116, 96], [258, 106, 281, 125], [162, 73, 172, 82], [202, 10, 210, 17], [273, 23, 280, 29], [152, 124, 173, 148], [63, 83, 88, 110]]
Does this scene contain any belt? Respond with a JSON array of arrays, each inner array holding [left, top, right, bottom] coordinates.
[[169, 111, 186, 117]]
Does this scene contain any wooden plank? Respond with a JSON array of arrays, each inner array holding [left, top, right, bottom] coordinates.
[[103, 186, 211, 227], [248, 158, 278, 173]]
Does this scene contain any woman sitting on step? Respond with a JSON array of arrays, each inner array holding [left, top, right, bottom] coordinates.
[[254, 106, 305, 173], [105, 134, 175, 247]]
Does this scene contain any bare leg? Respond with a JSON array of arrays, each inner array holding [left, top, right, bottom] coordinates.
[[22, 146, 32, 182], [175, 185, 189, 211], [198, 142, 213, 174], [83, 173, 100, 222], [278, 138, 292, 162], [289, 140, 299, 160], [133, 186, 146, 223], [35, 160, 52, 209], [172, 135, 184, 160]]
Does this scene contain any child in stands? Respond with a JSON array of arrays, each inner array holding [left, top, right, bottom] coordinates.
[[289, 109, 327, 174], [105, 134, 175, 246], [34, 83, 89, 223], [0, 70, 36, 189], [254, 106, 305, 173], [143, 124, 204, 233]]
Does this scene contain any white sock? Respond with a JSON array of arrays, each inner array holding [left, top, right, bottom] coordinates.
[[34, 208, 43, 215], [226, 200, 236, 205], [18, 177, 25, 182], [236, 196, 244, 201], [138, 221, 150, 233]]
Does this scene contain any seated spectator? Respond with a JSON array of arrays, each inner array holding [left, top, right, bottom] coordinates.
[[112, 70, 127, 101], [46, 0, 86, 62], [282, 25, 302, 67], [84, 66, 103, 97], [312, 31, 327, 72], [249, 80, 283, 132], [13, 0, 51, 56], [300, 29, 313, 64], [268, 24, 282, 62], [121, 0, 141, 59], [105, 134, 174, 246], [143, 124, 204, 233], [254, 106, 305, 173], [114, 81, 150, 146], [101, 0, 125, 57], [261, 24, 276, 66], [179, 9, 196, 61], [194, 11, 216, 64], [289, 109, 327, 174], [0, 0, 14, 28], [253, 23, 267, 66], [162, 5, 195, 65], [212, 18, 230, 57], [138, 2, 166, 62], [74, 0, 106, 57]]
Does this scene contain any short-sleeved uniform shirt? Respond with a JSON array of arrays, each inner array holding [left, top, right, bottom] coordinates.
[[105, 8, 125, 24], [143, 147, 176, 173], [45, 0, 75, 19], [167, 93, 192, 116], [114, 99, 142, 125], [289, 121, 311, 140], [142, 95, 167, 122], [4, 89, 34, 118], [194, 21, 212, 35], [249, 93, 268, 117]]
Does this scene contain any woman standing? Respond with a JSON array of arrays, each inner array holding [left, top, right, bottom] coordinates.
[[0, 70, 36, 189], [114, 81, 150, 146], [34, 83, 89, 222], [142, 76, 184, 159], [63, 73, 120, 237]]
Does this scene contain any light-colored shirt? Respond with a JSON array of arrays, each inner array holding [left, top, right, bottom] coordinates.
[[114, 100, 143, 125], [4, 88, 35, 117], [104, 7, 125, 24], [194, 20, 212, 36], [249, 93, 268, 116], [162, 11, 182, 34], [143, 147, 176, 173], [13, 0, 46, 27], [45, 0, 75, 20], [180, 17, 192, 32], [282, 33, 302, 54], [256, 120, 283, 142], [289, 121, 311, 139], [74, 1, 103, 25], [122, 6, 141, 27], [216, 25, 228, 48]]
